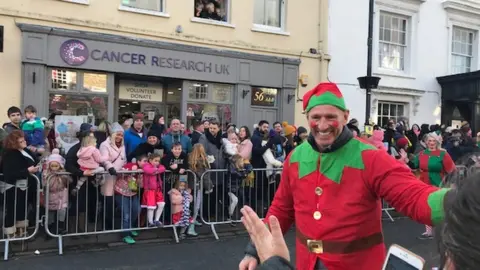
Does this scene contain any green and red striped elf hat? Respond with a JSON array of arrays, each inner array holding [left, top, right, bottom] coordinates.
[[302, 82, 347, 113]]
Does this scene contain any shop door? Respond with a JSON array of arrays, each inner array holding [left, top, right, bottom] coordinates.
[[251, 108, 277, 127]]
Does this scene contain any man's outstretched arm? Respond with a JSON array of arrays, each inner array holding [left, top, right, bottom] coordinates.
[[244, 155, 295, 262]]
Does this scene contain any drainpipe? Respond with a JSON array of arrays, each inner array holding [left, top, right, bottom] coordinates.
[[318, 0, 331, 82]]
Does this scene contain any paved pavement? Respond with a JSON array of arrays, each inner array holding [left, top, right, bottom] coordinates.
[[1, 218, 438, 270]]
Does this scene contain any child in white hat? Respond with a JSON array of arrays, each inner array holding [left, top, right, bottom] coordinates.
[[42, 148, 72, 234]]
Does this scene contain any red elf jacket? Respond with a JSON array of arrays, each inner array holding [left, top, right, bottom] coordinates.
[[246, 129, 449, 270]]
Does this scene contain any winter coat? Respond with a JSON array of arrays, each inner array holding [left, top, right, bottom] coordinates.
[[99, 137, 126, 196], [42, 170, 71, 210], [162, 132, 192, 155], [124, 127, 147, 159], [77, 145, 106, 169], [0, 148, 38, 185], [190, 130, 203, 146], [2, 122, 20, 134], [142, 163, 166, 190], [21, 117, 45, 147], [370, 130, 386, 151], [250, 129, 271, 168], [238, 139, 253, 160], [261, 140, 284, 178], [169, 188, 192, 214], [127, 142, 163, 162], [222, 138, 238, 156], [199, 134, 226, 170]]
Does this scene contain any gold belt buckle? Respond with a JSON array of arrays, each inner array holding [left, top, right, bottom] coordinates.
[[307, 239, 323, 254]]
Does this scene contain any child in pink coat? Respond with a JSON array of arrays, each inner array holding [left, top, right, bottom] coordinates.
[[74, 134, 107, 194], [370, 130, 387, 151], [168, 178, 196, 239], [42, 148, 72, 234], [141, 153, 166, 227]]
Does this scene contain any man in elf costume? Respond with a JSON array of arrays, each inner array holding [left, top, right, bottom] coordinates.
[[239, 82, 451, 270]]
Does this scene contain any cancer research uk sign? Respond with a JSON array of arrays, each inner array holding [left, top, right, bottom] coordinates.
[[53, 38, 236, 82], [119, 81, 163, 102]]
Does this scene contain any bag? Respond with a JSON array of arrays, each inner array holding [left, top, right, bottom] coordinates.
[[128, 177, 138, 192]]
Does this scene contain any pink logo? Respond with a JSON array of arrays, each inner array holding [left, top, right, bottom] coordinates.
[[59, 39, 89, 66]]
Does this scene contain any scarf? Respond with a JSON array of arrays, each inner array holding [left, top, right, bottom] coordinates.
[[177, 190, 191, 227], [205, 130, 222, 149]]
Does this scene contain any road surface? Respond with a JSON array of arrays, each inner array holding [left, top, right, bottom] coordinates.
[[2, 218, 438, 270]]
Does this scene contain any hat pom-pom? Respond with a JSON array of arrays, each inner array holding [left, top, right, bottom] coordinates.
[[282, 121, 288, 127], [52, 148, 60, 155]]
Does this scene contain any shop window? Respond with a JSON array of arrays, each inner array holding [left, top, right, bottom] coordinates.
[[121, 0, 164, 12], [254, 0, 286, 30], [211, 83, 233, 103], [166, 84, 182, 103], [187, 103, 232, 126], [83, 73, 107, 93], [49, 93, 108, 126], [188, 82, 209, 101], [51, 69, 77, 91], [194, 0, 229, 23], [251, 87, 278, 107]]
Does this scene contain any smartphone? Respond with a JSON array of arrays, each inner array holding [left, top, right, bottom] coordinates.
[[382, 244, 425, 270]]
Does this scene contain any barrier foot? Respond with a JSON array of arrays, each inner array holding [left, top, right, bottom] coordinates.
[[3, 240, 9, 261], [172, 226, 179, 244], [383, 209, 395, 222], [58, 236, 64, 255], [210, 224, 219, 240]]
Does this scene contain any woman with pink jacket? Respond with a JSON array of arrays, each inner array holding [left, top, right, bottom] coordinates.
[[99, 122, 127, 231], [370, 129, 387, 151], [238, 126, 253, 159]]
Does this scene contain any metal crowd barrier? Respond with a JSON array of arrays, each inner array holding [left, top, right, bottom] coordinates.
[[199, 167, 282, 240], [2, 164, 476, 259], [43, 169, 198, 255], [0, 173, 41, 261]]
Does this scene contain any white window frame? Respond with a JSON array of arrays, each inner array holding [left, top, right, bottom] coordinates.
[[443, 0, 480, 76], [450, 26, 476, 74], [118, 0, 170, 18], [373, 3, 419, 79], [376, 101, 406, 127], [191, 0, 235, 28], [378, 12, 408, 72], [252, 0, 289, 36], [59, 0, 89, 5]]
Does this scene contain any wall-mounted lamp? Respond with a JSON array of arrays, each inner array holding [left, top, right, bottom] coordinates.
[[242, 89, 250, 99], [32, 72, 36, 84], [287, 93, 295, 104]]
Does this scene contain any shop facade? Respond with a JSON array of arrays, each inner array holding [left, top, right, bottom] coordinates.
[[18, 23, 299, 129]]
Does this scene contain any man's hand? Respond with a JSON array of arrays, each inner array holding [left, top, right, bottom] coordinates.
[[179, 168, 185, 174], [28, 166, 39, 174], [241, 206, 290, 264], [170, 164, 178, 170], [239, 255, 258, 270]]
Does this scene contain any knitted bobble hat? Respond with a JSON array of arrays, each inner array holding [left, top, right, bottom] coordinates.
[[282, 121, 296, 136]]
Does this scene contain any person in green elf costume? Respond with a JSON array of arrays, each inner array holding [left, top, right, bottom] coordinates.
[[239, 82, 452, 270], [409, 131, 455, 240]]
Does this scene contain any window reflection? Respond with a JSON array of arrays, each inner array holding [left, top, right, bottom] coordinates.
[[83, 73, 107, 93], [49, 94, 108, 126], [51, 69, 77, 90]]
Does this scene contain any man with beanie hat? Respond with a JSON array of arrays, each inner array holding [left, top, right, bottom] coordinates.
[[240, 82, 452, 270], [124, 113, 147, 160]]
